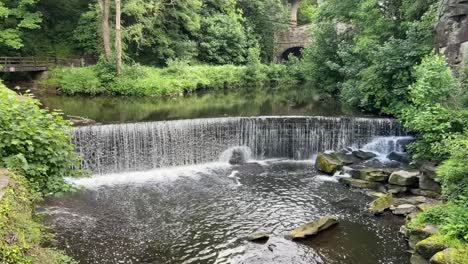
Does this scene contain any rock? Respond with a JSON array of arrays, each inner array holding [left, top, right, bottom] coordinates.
[[289, 216, 338, 239], [315, 153, 343, 174], [356, 168, 390, 182], [352, 150, 377, 160], [229, 148, 249, 165], [369, 193, 393, 214], [391, 204, 417, 215], [388, 184, 410, 194], [411, 189, 441, 199], [387, 151, 411, 163], [342, 178, 385, 191], [247, 233, 270, 242], [419, 173, 442, 193], [341, 166, 360, 178], [430, 248, 468, 264], [415, 236, 447, 260], [411, 254, 431, 264], [407, 225, 439, 249], [389, 170, 420, 186], [394, 196, 427, 206], [367, 191, 387, 198], [417, 203, 441, 212], [421, 163, 438, 181], [396, 137, 415, 151], [335, 152, 361, 165]]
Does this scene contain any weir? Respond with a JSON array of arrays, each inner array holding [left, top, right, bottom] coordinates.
[[73, 116, 404, 174]]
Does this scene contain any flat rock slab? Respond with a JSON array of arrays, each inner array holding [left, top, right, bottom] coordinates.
[[289, 216, 338, 239], [389, 170, 420, 186], [391, 204, 417, 215]]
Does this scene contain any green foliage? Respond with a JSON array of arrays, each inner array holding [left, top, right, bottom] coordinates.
[[0, 82, 80, 194], [410, 203, 468, 243], [437, 134, 468, 203], [73, 9, 99, 56], [45, 63, 295, 97], [0, 170, 77, 263], [398, 54, 467, 161], [0, 0, 42, 49]]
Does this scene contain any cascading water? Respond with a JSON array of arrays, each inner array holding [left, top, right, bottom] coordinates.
[[73, 116, 404, 174]]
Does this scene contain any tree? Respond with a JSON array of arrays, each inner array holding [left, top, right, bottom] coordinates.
[[115, 0, 122, 73], [98, 0, 112, 57], [0, 0, 42, 49]]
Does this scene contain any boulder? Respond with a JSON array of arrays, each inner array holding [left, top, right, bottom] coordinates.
[[247, 233, 270, 242], [389, 171, 420, 186], [430, 248, 468, 264], [411, 254, 430, 264], [289, 215, 338, 239], [396, 137, 415, 151], [335, 152, 361, 165], [315, 153, 343, 174], [352, 150, 377, 160], [415, 236, 447, 260], [387, 151, 411, 164], [388, 184, 410, 194], [411, 189, 441, 199], [342, 178, 384, 191], [421, 163, 438, 181], [356, 168, 390, 182], [391, 204, 417, 215], [419, 173, 442, 193], [229, 148, 249, 165], [407, 225, 439, 249], [369, 193, 393, 214]]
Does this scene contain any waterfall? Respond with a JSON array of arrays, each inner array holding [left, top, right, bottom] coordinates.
[[73, 116, 404, 174]]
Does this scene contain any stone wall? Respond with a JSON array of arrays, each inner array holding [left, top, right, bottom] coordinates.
[[436, 0, 468, 69], [273, 24, 314, 60]]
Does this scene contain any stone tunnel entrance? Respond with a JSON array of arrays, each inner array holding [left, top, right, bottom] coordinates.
[[281, 46, 304, 61]]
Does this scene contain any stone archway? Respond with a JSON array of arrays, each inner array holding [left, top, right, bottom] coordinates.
[[273, 24, 313, 61], [281, 46, 304, 61]]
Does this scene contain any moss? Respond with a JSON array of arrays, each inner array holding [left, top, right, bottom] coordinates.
[[315, 153, 343, 174], [0, 169, 77, 264], [430, 247, 468, 264]]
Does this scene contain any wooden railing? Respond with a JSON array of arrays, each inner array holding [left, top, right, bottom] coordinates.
[[0, 57, 84, 73]]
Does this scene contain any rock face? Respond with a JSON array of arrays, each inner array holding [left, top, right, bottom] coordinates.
[[369, 193, 393, 214], [289, 216, 338, 239], [415, 236, 447, 260], [315, 153, 343, 174], [389, 171, 420, 186], [437, 0, 468, 69]]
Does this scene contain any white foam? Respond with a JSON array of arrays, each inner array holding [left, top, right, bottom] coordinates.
[[67, 162, 231, 188], [314, 175, 340, 183]]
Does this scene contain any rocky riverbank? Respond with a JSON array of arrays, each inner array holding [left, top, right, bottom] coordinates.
[[314, 145, 466, 264]]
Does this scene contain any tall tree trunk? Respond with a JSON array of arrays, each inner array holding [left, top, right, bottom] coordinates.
[[99, 0, 112, 58], [290, 0, 301, 26], [115, 0, 122, 74]]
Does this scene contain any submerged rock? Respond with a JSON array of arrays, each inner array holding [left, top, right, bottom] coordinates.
[[247, 233, 270, 242], [389, 170, 420, 186], [289, 215, 338, 239], [416, 236, 447, 260], [315, 153, 343, 174], [369, 193, 393, 214]]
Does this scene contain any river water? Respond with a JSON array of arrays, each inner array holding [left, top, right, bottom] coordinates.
[[38, 92, 410, 264]]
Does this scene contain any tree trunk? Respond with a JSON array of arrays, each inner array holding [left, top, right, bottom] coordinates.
[[99, 0, 112, 58], [290, 0, 301, 26], [115, 0, 122, 74]]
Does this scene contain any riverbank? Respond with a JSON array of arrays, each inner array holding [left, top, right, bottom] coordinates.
[[0, 169, 76, 264], [40, 62, 301, 97]]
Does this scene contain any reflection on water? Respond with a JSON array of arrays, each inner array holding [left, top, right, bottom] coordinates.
[[37, 88, 359, 124], [44, 160, 409, 264]]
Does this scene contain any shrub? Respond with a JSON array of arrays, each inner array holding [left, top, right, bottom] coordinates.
[[0, 82, 80, 194], [53, 67, 104, 95]]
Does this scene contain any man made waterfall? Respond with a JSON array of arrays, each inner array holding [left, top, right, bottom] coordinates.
[[73, 116, 404, 174]]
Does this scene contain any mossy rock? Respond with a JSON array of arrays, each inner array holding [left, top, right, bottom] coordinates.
[[289, 215, 338, 239], [369, 193, 393, 214], [411, 253, 431, 264], [407, 225, 438, 249], [343, 178, 384, 190], [389, 170, 420, 186], [416, 235, 448, 260], [430, 248, 468, 264], [355, 168, 390, 182], [315, 153, 343, 174], [247, 233, 270, 242]]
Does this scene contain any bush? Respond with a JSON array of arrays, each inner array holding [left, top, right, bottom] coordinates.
[[0, 170, 77, 263], [0, 83, 79, 194], [52, 67, 104, 95]]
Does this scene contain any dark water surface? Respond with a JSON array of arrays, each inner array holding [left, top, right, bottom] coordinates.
[[37, 89, 360, 124], [44, 160, 410, 264]]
